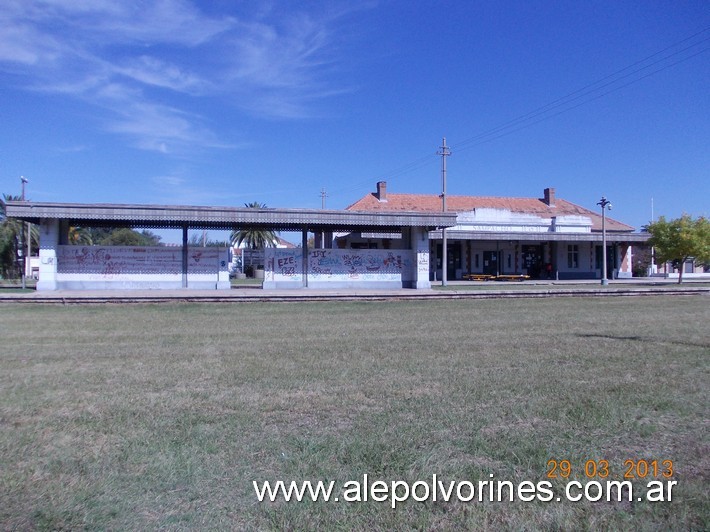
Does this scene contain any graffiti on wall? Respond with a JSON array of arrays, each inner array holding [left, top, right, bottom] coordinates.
[[57, 246, 223, 276], [265, 248, 414, 283], [417, 251, 429, 274], [309, 249, 411, 280], [265, 248, 303, 282]]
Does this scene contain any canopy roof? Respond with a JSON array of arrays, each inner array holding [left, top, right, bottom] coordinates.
[[5, 201, 458, 232]]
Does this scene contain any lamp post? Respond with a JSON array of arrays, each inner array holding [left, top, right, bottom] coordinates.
[[20, 176, 28, 289], [597, 196, 612, 286]]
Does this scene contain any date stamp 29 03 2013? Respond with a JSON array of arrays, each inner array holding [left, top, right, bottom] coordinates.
[[546, 459, 674, 480]]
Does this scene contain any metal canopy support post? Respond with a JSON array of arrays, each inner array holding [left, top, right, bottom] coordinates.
[[20, 176, 27, 289], [58, 221, 69, 245], [182, 224, 188, 288], [302, 229, 309, 288], [496, 240, 500, 276]]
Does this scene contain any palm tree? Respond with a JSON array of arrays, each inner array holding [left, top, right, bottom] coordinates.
[[230, 202, 279, 250], [68, 226, 93, 245]]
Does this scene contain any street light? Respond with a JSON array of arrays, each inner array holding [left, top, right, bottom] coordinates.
[[597, 196, 612, 286], [20, 176, 28, 289]]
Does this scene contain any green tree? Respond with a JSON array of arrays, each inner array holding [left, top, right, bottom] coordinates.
[[67, 226, 163, 247], [632, 245, 653, 278], [87, 227, 113, 244], [188, 232, 204, 247], [68, 226, 93, 245], [0, 194, 39, 279], [97, 228, 162, 246], [646, 214, 710, 284], [189, 231, 229, 247], [230, 202, 278, 249], [137, 230, 163, 246]]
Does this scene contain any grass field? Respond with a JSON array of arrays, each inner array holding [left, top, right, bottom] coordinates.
[[431, 281, 710, 291], [1, 296, 708, 530]]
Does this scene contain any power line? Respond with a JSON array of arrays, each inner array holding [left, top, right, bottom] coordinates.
[[328, 26, 709, 200], [327, 153, 438, 201], [452, 31, 710, 152], [453, 45, 710, 154]]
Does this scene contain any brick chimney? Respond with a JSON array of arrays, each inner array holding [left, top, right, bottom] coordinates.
[[376, 181, 388, 202], [543, 187, 555, 206]]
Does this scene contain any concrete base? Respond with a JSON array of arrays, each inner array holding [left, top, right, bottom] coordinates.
[[403, 280, 431, 289], [36, 280, 58, 291], [52, 281, 231, 290], [305, 280, 404, 290], [557, 272, 597, 280], [263, 280, 407, 290], [652, 272, 710, 280], [262, 281, 301, 290]]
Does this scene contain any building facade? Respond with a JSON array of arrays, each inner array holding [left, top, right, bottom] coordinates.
[[341, 182, 647, 281]]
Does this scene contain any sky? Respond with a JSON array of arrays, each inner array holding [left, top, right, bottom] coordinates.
[[1, 0, 708, 243]]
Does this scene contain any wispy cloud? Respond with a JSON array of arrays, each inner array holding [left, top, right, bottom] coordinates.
[[53, 144, 90, 154], [113, 56, 208, 93], [151, 171, 244, 206], [220, 13, 353, 119], [152, 174, 186, 188], [0, 0, 363, 152], [109, 104, 202, 153]]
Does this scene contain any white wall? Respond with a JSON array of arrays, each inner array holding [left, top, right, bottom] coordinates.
[[264, 248, 416, 289], [52, 245, 229, 290]]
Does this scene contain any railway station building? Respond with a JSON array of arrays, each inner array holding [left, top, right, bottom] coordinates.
[[340, 182, 648, 281], [6, 183, 648, 291]]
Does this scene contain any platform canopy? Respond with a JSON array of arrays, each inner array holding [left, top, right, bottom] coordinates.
[[5, 201, 458, 232]]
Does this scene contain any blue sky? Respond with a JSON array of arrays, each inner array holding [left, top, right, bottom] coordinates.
[[1, 0, 708, 243]]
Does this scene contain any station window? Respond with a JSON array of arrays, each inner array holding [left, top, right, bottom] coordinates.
[[567, 245, 579, 269]]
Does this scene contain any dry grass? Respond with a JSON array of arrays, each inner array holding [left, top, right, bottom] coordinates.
[[0, 296, 708, 530]]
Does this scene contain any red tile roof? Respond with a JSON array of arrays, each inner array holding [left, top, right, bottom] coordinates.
[[346, 190, 634, 232], [276, 235, 297, 248]]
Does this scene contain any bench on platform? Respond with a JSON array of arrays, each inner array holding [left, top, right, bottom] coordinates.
[[462, 273, 530, 282], [462, 274, 494, 281], [494, 274, 530, 282]]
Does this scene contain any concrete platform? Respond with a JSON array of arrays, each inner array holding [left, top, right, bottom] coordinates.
[[0, 279, 707, 304]]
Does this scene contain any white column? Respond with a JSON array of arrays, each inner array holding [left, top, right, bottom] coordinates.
[[36, 218, 59, 291], [217, 248, 231, 289], [411, 226, 431, 289]]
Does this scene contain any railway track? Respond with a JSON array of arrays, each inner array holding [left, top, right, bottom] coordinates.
[[0, 287, 707, 304]]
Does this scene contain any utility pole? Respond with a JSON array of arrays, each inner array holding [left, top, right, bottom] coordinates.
[[438, 138, 451, 286]]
